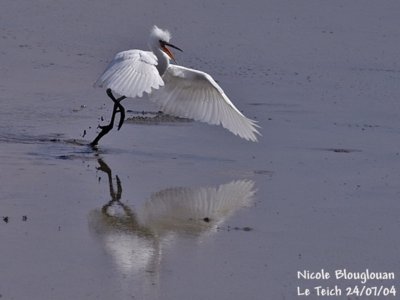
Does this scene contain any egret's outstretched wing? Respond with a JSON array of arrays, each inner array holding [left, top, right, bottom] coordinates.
[[95, 50, 164, 98], [140, 180, 256, 233], [150, 65, 260, 141]]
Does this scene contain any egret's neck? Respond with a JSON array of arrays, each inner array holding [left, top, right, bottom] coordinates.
[[153, 48, 170, 76]]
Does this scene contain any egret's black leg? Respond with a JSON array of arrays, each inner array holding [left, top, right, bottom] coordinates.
[[117, 105, 125, 130], [106, 88, 126, 130], [90, 89, 127, 148]]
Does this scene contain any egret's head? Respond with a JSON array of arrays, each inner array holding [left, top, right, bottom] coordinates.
[[148, 25, 183, 62], [150, 25, 171, 43]]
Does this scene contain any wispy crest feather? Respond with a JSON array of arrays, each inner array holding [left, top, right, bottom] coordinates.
[[150, 25, 171, 42]]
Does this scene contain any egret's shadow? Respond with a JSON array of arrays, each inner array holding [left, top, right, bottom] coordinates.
[[88, 158, 257, 281]]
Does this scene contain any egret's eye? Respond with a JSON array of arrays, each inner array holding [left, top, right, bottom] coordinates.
[[159, 40, 165, 46]]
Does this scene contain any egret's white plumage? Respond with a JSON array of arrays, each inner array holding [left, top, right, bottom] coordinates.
[[95, 25, 261, 142], [149, 25, 171, 45], [95, 50, 163, 98]]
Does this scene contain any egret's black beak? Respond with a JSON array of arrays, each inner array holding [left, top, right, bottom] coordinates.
[[160, 41, 183, 63], [164, 42, 183, 52]]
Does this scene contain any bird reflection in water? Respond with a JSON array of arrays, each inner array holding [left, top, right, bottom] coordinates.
[[88, 159, 256, 297]]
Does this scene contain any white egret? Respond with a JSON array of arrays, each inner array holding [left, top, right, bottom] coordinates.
[[91, 25, 260, 146]]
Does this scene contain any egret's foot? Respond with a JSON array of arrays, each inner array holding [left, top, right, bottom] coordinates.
[[90, 89, 127, 148], [106, 88, 126, 131]]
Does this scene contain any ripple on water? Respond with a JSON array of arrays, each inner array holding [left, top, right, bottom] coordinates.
[[0, 132, 98, 163]]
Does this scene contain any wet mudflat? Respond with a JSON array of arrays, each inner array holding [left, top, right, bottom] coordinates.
[[1, 1, 400, 299]]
